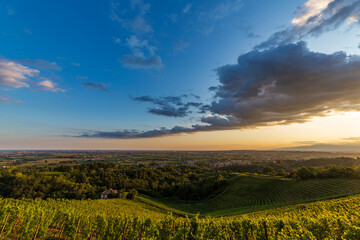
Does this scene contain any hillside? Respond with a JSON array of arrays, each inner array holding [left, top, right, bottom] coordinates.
[[2, 193, 360, 239], [149, 174, 360, 216]]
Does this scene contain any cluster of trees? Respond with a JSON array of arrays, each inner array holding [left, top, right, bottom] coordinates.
[[259, 165, 360, 180], [0, 163, 229, 201], [289, 165, 360, 179], [218, 157, 360, 176]]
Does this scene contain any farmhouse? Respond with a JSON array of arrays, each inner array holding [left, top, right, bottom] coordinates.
[[100, 189, 118, 199]]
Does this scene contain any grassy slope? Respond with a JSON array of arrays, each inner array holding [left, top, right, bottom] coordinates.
[[145, 174, 360, 216]]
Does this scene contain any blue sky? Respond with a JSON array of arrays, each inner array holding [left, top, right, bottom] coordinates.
[[1, 0, 360, 150]]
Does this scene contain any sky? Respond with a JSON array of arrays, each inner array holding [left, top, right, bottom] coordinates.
[[1, 0, 360, 151]]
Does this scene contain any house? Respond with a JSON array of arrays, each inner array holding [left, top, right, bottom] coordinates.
[[100, 189, 118, 199]]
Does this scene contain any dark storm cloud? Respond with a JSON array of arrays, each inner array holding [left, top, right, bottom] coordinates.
[[80, 42, 360, 139], [83, 82, 109, 92], [256, 0, 360, 49], [210, 42, 360, 127]]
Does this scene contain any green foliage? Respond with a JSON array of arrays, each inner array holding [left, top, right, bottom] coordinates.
[[291, 165, 358, 180], [1, 195, 360, 239], [0, 163, 229, 201], [126, 189, 138, 200], [263, 166, 276, 175]]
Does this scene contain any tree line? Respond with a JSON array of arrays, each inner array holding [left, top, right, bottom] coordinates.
[[0, 163, 229, 201]]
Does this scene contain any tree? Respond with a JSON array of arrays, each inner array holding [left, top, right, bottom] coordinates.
[[263, 166, 276, 175], [126, 189, 138, 200], [277, 169, 286, 176]]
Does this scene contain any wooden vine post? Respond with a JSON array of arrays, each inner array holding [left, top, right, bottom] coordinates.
[[263, 221, 269, 240], [33, 215, 42, 240], [139, 223, 144, 240], [0, 212, 10, 238], [120, 218, 128, 240], [74, 216, 82, 240]]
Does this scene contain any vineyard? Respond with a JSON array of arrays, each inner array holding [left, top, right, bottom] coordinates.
[[2, 174, 360, 239], [1, 194, 360, 239], [156, 174, 360, 216]]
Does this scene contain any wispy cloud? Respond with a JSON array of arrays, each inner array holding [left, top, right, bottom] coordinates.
[[257, 0, 360, 49], [172, 40, 189, 52], [36, 79, 64, 92], [182, 4, 192, 14], [110, 0, 152, 35], [16, 59, 61, 71], [83, 82, 109, 92], [0, 58, 36, 88], [0, 95, 22, 103], [0, 57, 64, 93], [280, 143, 360, 152], [111, 0, 162, 69], [196, 0, 243, 33], [6, 6, 14, 15], [120, 54, 162, 69]]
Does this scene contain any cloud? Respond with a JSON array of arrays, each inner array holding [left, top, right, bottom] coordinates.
[[149, 106, 189, 117], [78, 114, 238, 139], [246, 33, 261, 38], [0, 96, 22, 103], [200, 0, 243, 22], [182, 4, 192, 14], [110, 0, 152, 35], [0, 57, 64, 93], [79, 126, 196, 139], [120, 54, 162, 69], [78, 0, 360, 140], [257, 0, 360, 49], [6, 7, 14, 15], [111, 0, 164, 70], [36, 79, 64, 92], [16, 59, 61, 71], [195, 0, 243, 34], [132, 95, 205, 117], [280, 143, 360, 152], [210, 41, 360, 127], [172, 40, 189, 51], [0, 58, 37, 88], [81, 41, 360, 139], [83, 82, 109, 92], [342, 137, 360, 141]]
